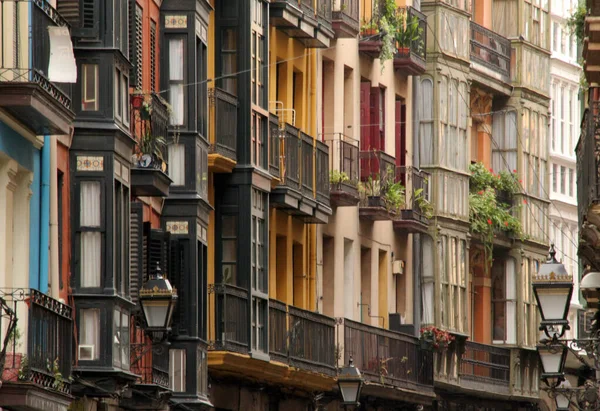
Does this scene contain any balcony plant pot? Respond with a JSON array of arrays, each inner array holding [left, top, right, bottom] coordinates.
[[367, 195, 383, 207], [419, 339, 434, 352], [396, 46, 410, 57], [131, 94, 144, 109], [362, 28, 379, 37]]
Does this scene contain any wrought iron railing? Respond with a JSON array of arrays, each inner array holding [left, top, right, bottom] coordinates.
[[288, 306, 336, 374], [360, 0, 384, 38], [344, 319, 434, 389], [359, 150, 396, 183], [210, 87, 238, 161], [316, 0, 332, 23], [470, 21, 511, 78], [315, 140, 330, 205], [396, 166, 430, 220], [282, 124, 302, 190], [0, 0, 72, 110], [131, 92, 170, 170], [332, 0, 359, 28], [269, 300, 288, 363], [26, 289, 73, 394], [395, 7, 427, 62], [301, 132, 315, 197], [459, 341, 510, 385], [213, 284, 249, 353], [325, 134, 360, 192], [269, 114, 282, 178]]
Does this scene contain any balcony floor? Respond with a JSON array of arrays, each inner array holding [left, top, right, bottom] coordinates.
[[0, 381, 73, 411]]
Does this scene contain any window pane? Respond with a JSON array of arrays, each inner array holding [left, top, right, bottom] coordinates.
[[80, 181, 101, 226], [81, 232, 101, 287], [168, 144, 185, 185], [82, 64, 99, 111], [80, 309, 100, 360], [169, 39, 184, 81], [113, 309, 121, 367], [121, 312, 130, 370], [169, 349, 186, 392], [170, 84, 185, 125]]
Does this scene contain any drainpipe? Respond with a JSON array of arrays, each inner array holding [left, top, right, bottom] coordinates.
[[39, 136, 50, 294], [49, 136, 59, 299]]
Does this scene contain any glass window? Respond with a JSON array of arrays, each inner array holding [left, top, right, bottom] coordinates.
[[80, 181, 101, 288], [221, 28, 237, 96], [560, 166, 566, 194], [169, 349, 186, 392], [492, 263, 506, 341], [113, 308, 130, 370], [569, 168, 575, 197], [79, 309, 100, 360], [114, 180, 129, 296], [221, 215, 237, 285], [168, 144, 185, 185], [552, 164, 558, 192], [82, 64, 99, 111], [115, 68, 122, 120], [169, 38, 185, 125]]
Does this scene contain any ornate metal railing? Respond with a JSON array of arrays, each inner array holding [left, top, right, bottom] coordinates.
[[396, 166, 430, 221], [269, 114, 282, 178], [301, 132, 315, 197], [470, 21, 511, 78], [344, 319, 434, 389], [288, 306, 336, 374], [315, 140, 330, 205], [282, 124, 301, 190], [213, 284, 249, 353], [359, 150, 396, 183], [0, 68, 71, 110], [325, 133, 360, 191], [26, 289, 73, 394], [360, 0, 384, 38], [269, 300, 288, 363], [459, 341, 510, 386], [210, 87, 238, 161], [131, 92, 169, 170]]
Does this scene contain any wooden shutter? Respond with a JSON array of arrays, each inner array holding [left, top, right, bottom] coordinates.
[[150, 21, 157, 91], [370, 87, 381, 151], [56, 0, 80, 27], [148, 228, 171, 278], [360, 82, 371, 181], [129, 2, 143, 89], [130, 202, 144, 305]]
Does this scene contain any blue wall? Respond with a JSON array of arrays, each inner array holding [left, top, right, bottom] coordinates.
[[0, 121, 42, 290]]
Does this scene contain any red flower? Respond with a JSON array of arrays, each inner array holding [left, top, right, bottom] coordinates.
[[497, 175, 501, 179], [504, 221, 509, 226], [478, 190, 484, 195], [519, 179, 523, 183], [489, 168, 493, 173], [487, 219, 492, 225], [523, 199, 528, 204], [513, 169, 517, 173]]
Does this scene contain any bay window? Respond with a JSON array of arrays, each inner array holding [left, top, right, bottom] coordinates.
[[168, 144, 185, 185], [113, 308, 130, 370], [170, 349, 186, 392], [492, 110, 517, 173], [492, 257, 516, 344], [169, 38, 185, 125], [114, 178, 130, 297], [220, 28, 237, 96], [221, 215, 238, 285], [251, 189, 268, 355], [439, 235, 467, 332], [79, 308, 100, 361], [251, 4, 268, 169], [418, 78, 433, 166], [439, 75, 468, 171], [82, 64, 99, 111]]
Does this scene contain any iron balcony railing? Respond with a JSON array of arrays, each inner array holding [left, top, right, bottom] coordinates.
[[332, 0, 359, 30], [210, 87, 238, 161], [0, 0, 72, 110], [344, 319, 434, 390], [316, 0, 332, 25], [360, 0, 384, 38], [325, 133, 360, 193], [269, 114, 282, 178], [359, 149, 396, 183], [282, 124, 302, 191], [470, 21, 511, 78], [214, 284, 250, 352], [459, 341, 510, 387], [301, 132, 315, 197], [315, 139, 330, 206], [395, 7, 427, 62], [25, 289, 73, 394], [396, 166, 430, 221], [131, 92, 170, 170], [268, 300, 336, 375]]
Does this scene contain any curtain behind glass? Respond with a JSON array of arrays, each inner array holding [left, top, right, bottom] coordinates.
[[80, 309, 100, 359], [80, 182, 101, 287], [168, 144, 185, 185], [169, 39, 184, 125]]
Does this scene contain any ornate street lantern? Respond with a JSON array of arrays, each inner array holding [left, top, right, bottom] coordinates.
[[139, 264, 178, 343], [338, 357, 363, 408], [554, 379, 571, 411], [537, 342, 568, 387]]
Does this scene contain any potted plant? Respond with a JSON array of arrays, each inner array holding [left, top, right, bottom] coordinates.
[[413, 187, 434, 219], [395, 13, 423, 56], [420, 326, 455, 351], [362, 176, 384, 207], [137, 131, 167, 170], [361, 20, 380, 36], [383, 180, 405, 214], [330, 170, 350, 189], [131, 90, 145, 110]]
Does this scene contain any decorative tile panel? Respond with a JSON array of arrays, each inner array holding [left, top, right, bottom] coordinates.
[[166, 221, 189, 235], [165, 15, 187, 29], [77, 156, 104, 171]]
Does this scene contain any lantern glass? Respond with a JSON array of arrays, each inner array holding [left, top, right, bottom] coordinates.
[[555, 380, 571, 409], [141, 299, 170, 328], [535, 285, 572, 322], [338, 380, 361, 404], [539, 346, 566, 375]]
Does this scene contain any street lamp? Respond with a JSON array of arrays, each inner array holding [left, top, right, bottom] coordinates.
[[139, 264, 178, 343], [538, 342, 568, 387], [533, 244, 573, 339], [338, 357, 363, 409], [555, 379, 571, 411]]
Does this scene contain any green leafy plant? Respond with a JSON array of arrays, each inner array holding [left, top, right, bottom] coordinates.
[[396, 13, 423, 50], [138, 131, 167, 165], [330, 170, 350, 185], [567, 1, 587, 43], [469, 163, 520, 195], [383, 180, 406, 213], [360, 175, 383, 197], [17, 355, 29, 381], [413, 188, 433, 219], [420, 326, 455, 350]]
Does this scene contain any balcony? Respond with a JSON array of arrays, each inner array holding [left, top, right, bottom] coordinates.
[[470, 21, 511, 85], [459, 342, 510, 395], [332, 0, 360, 38], [577, 98, 600, 268], [393, 7, 427, 76], [270, 0, 333, 48], [210, 285, 336, 390], [0, 0, 74, 135], [358, 150, 396, 221], [325, 134, 360, 207], [0, 289, 73, 411], [271, 124, 331, 223], [358, 0, 384, 58], [343, 319, 435, 402], [393, 166, 431, 233], [209, 87, 238, 173], [130, 92, 172, 197]]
